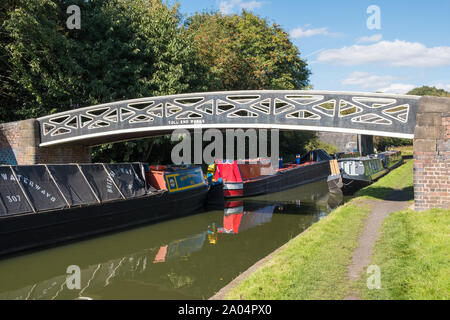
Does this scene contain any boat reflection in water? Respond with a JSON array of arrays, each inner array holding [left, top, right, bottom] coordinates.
[[0, 180, 343, 300], [220, 201, 275, 235]]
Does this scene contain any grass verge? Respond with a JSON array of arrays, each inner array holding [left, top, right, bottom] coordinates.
[[223, 158, 448, 300], [223, 159, 424, 300], [361, 208, 450, 300], [224, 200, 371, 300], [355, 159, 414, 200]]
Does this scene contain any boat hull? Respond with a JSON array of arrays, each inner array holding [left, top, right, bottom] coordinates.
[[327, 174, 343, 191], [225, 161, 331, 198], [0, 185, 208, 257], [340, 167, 388, 195], [206, 184, 225, 208]]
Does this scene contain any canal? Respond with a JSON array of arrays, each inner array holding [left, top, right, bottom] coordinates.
[[0, 180, 343, 300]]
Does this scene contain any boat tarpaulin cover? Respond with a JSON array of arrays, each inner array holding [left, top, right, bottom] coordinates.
[[104, 164, 146, 199], [79, 164, 123, 202], [237, 159, 275, 180], [47, 165, 98, 206], [215, 160, 243, 183], [12, 165, 67, 212], [132, 163, 145, 182], [0, 166, 34, 216], [300, 149, 332, 163]]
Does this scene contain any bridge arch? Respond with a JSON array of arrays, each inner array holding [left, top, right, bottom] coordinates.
[[37, 91, 419, 147]]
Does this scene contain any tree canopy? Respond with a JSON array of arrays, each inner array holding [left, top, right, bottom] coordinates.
[[185, 11, 310, 91], [407, 86, 450, 97], [1, 0, 207, 121]]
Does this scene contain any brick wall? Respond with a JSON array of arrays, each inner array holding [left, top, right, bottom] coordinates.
[[0, 120, 39, 164], [413, 97, 450, 211], [39, 144, 92, 163], [0, 119, 91, 165]]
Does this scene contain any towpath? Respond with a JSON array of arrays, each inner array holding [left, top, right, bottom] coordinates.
[[343, 188, 412, 300]]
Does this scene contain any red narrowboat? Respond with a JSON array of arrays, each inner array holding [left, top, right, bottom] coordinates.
[[214, 150, 332, 198]]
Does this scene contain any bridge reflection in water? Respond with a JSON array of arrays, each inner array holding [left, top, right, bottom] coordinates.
[[0, 180, 343, 300]]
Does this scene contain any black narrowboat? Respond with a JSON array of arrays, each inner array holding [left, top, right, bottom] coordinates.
[[0, 163, 208, 257]]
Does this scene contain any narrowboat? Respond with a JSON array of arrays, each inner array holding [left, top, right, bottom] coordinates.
[[336, 156, 389, 194], [213, 149, 332, 198], [375, 150, 403, 170], [327, 150, 403, 194], [0, 163, 208, 257]]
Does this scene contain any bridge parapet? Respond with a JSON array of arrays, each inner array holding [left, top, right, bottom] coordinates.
[[37, 91, 420, 146]]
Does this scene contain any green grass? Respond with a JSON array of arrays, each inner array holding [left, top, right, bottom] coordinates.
[[362, 208, 450, 300], [225, 201, 371, 300], [223, 160, 448, 300], [355, 159, 414, 200]]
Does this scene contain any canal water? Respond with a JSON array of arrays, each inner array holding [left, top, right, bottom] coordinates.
[[0, 180, 343, 300]]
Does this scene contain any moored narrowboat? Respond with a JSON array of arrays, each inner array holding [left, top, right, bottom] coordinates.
[[0, 163, 208, 257], [213, 149, 332, 198], [327, 149, 403, 194], [375, 150, 403, 170], [336, 156, 389, 194]]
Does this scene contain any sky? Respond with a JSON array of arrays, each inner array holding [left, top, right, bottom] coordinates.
[[175, 0, 450, 94]]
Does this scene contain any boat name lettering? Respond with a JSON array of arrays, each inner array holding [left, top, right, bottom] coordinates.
[[1, 173, 57, 202], [106, 178, 114, 194]]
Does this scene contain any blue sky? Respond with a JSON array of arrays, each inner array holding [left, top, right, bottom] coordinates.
[[175, 0, 450, 94]]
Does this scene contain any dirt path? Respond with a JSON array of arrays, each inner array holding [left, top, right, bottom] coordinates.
[[343, 189, 412, 300]]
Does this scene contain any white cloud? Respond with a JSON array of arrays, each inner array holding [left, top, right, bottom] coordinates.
[[290, 26, 340, 39], [356, 34, 382, 44], [341, 71, 395, 89], [219, 0, 264, 14], [377, 83, 416, 94], [317, 40, 450, 67]]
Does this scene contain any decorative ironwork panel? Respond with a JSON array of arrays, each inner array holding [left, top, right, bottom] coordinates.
[[37, 91, 420, 146]]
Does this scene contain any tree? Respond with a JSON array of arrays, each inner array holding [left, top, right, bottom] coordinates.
[[407, 86, 450, 97], [185, 10, 311, 90], [2, 0, 208, 120]]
